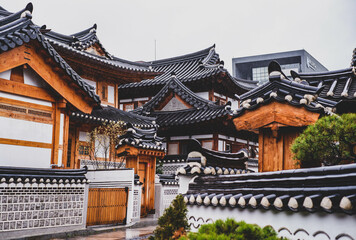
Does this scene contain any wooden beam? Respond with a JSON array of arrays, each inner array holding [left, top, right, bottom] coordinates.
[[233, 102, 320, 131], [10, 66, 24, 83], [26, 46, 94, 113], [0, 137, 52, 149], [0, 78, 56, 102], [0, 45, 29, 73], [0, 96, 53, 112], [0, 110, 53, 124]]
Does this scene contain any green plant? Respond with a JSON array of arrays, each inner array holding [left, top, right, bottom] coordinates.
[[156, 159, 163, 174], [291, 113, 356, 167], [150, 194, 189, 240], [182, 218, 286, 240]]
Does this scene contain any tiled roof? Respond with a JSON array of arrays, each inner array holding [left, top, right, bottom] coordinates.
[[176, 139, 249, 175], [157, 174, 179, 185], [117, 123, 165, 151], [0, 166, 88, 184], [70, 106, 156, 129], [184, 163, 356, 214], [44, 29, 156, 74], [291, 67, 356, 100], [118, 45, 257, 92], [352, 48, 356, 67], [0, 3, 100, 104], [234, 61, 338, 117], [133, 74, 233, 127], [0, 4, 156, 74]]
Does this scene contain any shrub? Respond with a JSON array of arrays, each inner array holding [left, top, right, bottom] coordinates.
[[291, 113, 356, 167], [181, 218, 286, 240], [150, 195, 189, 240]]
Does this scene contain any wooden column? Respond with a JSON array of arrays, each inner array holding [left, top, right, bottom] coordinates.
[[234, 102, 320, 172], [51, 102, 61, 165]]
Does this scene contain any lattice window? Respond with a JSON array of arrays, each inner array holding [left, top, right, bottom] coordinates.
[[28, 109, 52, 118], [0, 103, 52, 120], [78, 145, 90, 156]]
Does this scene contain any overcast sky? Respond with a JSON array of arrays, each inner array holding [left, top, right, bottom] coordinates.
[[2, 0, 355, 72]]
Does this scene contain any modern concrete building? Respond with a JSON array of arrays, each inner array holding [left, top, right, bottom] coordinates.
[[232, 50, 328, 85]]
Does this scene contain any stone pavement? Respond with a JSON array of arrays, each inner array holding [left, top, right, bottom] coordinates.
[[48, 217, 158, 240], [65, 225, 156, 240]]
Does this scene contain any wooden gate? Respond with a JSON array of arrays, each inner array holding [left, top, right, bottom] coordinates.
[[138, 162, 148, 217], [87, 188, 128, 226]]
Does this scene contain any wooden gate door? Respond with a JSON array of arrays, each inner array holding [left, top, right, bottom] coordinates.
[[138, 162, 148, 217], [87, 188, 128, 226]]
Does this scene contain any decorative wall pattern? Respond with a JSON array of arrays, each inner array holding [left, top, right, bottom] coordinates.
[[132, 189, 141, 222], [162, 163, 184, 174], [162, 186, 179, 209], [0, 184, 86, 232]]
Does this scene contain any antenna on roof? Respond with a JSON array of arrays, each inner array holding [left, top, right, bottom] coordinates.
[[154, 39, 157, 60]]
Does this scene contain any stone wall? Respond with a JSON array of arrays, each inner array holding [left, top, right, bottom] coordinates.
[[0, 167, 89, 240]]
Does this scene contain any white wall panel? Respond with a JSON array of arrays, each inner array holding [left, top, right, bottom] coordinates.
[[58, 149, 63, 167], [79, 131, 88, 141], [195, 92, 209, 100], [0, 69, 11, 80], [0, 144, 51, 168], [0, 116, 53, 143], [59, 113, 64, 145], [23, 67, 46, 88], [0, 91, 52, 107], [108, 86, 115, 104]]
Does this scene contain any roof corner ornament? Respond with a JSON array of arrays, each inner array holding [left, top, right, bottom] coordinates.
[[20, 10, 32, 19], [90, 23, 97, 33]]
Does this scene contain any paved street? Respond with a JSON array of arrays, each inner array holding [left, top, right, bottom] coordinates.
[[54, 225, 156, 240]]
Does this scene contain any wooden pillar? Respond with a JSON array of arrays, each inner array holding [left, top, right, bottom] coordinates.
[[125, 156, 139, 174], [51, 102, 61, 165]]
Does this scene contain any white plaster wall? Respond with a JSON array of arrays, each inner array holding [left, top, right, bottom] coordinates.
[[178, 175, 195, 194], [195, 92, 209, 100], [59, 113, 64, 145], [82, 78, 97, 91], [229, 98, 239, 109], [187, 205, 356, 239], [79, 131, 88, 141], [0, 116, 53, 143], [23, 67, 46, 88], [108, 85, 115, 104], [0, 144, 51, 168], [58, 149, 63, 167], [0, 91, 52, 107], [0, 69, 11, 80]]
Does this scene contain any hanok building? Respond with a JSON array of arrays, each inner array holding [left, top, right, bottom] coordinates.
[[0, 3, 100, 168], [0, 3, 161, 172], [233, 60, 355, 172], [118, 46, 258, 158]]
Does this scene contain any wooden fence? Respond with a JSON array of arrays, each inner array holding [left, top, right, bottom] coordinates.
[[87, 187, 128, 226]]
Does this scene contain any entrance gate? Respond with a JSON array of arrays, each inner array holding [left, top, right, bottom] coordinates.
[[87, 188, 128, 226]]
